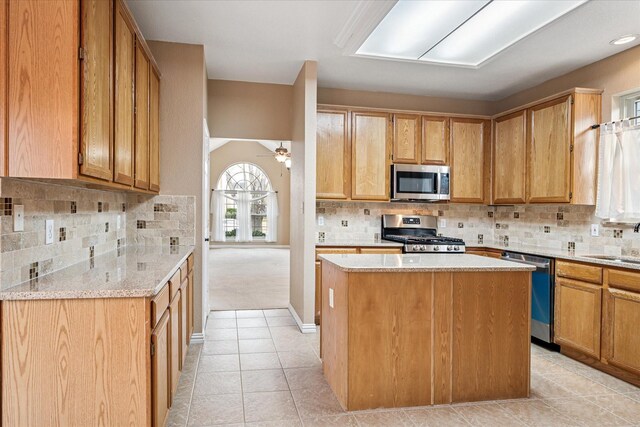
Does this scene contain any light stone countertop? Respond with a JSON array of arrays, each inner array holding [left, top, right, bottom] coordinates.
[[319, 253, 535, 273], [0, 245, 194, 300], [316, 239, 404, 248], [473, 242, 640, 271]]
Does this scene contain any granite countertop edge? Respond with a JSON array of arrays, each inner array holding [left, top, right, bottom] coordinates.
[[0, 245, 195, 301], [316, 240, 404, 248]]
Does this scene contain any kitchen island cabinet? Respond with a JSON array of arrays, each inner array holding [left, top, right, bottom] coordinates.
[[320, 253, 533, 410]]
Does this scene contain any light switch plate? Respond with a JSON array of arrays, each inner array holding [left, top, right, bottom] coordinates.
[[13, 205, 24, 231], [45, 220, 54, 245], [318, 216, 324, 226], [591, 224, 600, 237], [439, 219, 447, 228], [329, 288, 334, 308]]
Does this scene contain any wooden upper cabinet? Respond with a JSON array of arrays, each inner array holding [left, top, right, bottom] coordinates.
[[8, 0, 79, 178], [527, 95, 572, 203], [450, 118, 489, 203], [351, 111, 390, 200], [134, 42, 150, 190], [392, 114, 420, 164], [493, 110, 526, 204], [149, 67, 161, 192], [0, 1, 6, 176], [421, 116, 449, 165], [317, 109, 350, 199], [114, 1, 135, 186], [79, 0, 113, 181]]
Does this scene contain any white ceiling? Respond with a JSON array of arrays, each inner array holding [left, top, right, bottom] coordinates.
[[209, 138, 291, 154], [127, 0, 640, 101]]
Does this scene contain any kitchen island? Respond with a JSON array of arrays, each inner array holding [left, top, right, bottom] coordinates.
[[320, 253, 534, 411]]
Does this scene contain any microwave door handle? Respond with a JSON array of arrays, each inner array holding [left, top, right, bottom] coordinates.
[[435, 173, 440, 194]]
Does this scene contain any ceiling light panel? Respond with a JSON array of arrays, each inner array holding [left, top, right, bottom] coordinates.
[[356, 0, 489, 60], [420, 0, 586, 66]]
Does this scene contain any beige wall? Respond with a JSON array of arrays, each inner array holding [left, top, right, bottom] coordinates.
[[210, 141, 291, 245], [317, 87, 494, 116], [492, 44, 640, 121], [148, 41, 207, 334], [289, 61, 318, 328], [208, 80, 293, 140]]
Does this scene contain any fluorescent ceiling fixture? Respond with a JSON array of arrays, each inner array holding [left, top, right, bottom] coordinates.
[[610, 34, 638, 45], [356, 0, 586, 67], [357, 0, 489, 60]]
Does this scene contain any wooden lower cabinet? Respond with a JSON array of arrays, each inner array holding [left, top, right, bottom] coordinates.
[[152, 309, 171, 427], [188, 270, 195, 341], [180, 278, 189, 369], [602, 288, 640, 375], [1, 257, 196, 426]]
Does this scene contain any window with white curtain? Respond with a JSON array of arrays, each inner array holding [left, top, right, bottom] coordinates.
[[212, 163, 278, 242]]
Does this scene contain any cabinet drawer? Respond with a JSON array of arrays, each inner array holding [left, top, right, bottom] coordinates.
[[187, 253, 194, 272], [557, 260, 602, 284], [151, 284, 170, 329], [358, 248, 402, 255], [608, 269, 640, 293], [180, 260, 188, 283], [169, 270, 181, 301], [316, 248, 358, 261]]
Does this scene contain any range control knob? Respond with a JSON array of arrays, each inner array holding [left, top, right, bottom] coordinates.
[[433, 246, 440, 252], [447, 246, 453, 251], [418, 245, 425, 251]]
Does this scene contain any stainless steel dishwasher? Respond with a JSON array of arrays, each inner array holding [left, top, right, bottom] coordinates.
[[501, 252, 555, 343]]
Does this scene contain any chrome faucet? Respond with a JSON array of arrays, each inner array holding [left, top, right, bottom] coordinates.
[[634, 223, 640, 233]]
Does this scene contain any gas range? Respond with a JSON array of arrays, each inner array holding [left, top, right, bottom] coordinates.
[[381, 215, 466, 254]]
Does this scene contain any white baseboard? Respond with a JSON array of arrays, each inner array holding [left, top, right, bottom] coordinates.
[[190, 332, 205, 344], [288, 304, 317, 334]]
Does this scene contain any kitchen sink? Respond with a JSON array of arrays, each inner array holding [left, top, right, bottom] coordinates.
[[582, 255, 640, 265]]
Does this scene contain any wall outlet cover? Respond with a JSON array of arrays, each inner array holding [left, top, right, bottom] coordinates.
[[329, 288, 334, 308], [13, 205, 24, 232], [45, 219, 54, 245], [439, 219, 447, 228], [317, 216, 324, 226], [591, 224, 599, 237]]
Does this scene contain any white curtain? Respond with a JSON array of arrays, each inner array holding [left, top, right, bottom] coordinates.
[[236, 191, 253, 242], [266, 192, 279, 242], [211, 190, 226, 242], [595, 120, 640, 221]]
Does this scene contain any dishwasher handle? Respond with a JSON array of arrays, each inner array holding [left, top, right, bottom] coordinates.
[[500, 256, 550, 270]]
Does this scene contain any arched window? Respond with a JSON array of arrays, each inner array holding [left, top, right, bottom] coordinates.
[[214, 163, 276, 242]]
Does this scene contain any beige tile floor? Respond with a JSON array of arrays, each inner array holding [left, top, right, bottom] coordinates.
[[169, 309, 640, 427], [209, 249, 290, 311]]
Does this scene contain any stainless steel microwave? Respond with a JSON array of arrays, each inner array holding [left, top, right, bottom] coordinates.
[[391, 164, 450, 201]]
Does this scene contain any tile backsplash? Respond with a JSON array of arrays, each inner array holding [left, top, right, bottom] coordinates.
[[0, 178, 126, 289], [126, 194, 196, 247], [316, 201, 640, 256]]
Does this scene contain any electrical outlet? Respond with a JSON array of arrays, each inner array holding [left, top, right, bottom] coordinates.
[[317, 216, 324, 226], [591, 223, 600, 237], [329, 288, 334, 308], [45, 219, 54, 245], [439, 219, 447, 228], [13, 205, 24, 231]]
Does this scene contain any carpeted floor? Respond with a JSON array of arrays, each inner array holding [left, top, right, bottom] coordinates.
[[209, 248, 290, 310]]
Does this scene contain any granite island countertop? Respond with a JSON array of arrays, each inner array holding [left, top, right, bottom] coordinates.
[[472, 242, 640, 271], [319, 253, 535, 273], [0, 245, 194, 300]]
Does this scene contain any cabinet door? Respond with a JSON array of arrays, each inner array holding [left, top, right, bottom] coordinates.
[[79, 0, 113, 181], [8, 0, 79, 178], [527, 95, 572, 203], [392, 114, 420, 164], [169, 292, 181, 400], [602, 288, 640, 375], [554, 278, 601, 358], [315, 261, 321, 325], [180, 279, 189, 369], [1, 1, 7, 176], [151, 309, 171, 427], [134, 42, 150, 190], [351, 111, 390, 200], [421, 116, 449, 165], [450, 118, 489, 203], [149, 67, 161, 192], [188, 271, 194, 342], [114, 1, 135, 186], [358, 248, 403, 254], [317, 109, 350, 199], [493, 110, 526, 204]]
